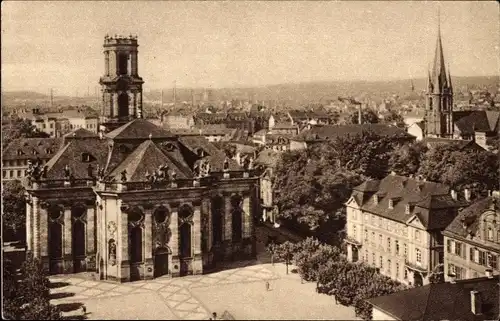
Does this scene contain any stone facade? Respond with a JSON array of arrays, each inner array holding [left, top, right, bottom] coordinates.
[[26, 174, 258, 282]]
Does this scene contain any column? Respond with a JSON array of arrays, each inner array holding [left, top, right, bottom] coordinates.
[[133, 93, 137, 118], [131, 51, 138, 76], [137, 92, 143, 118], [109, 93, 114, 117], [224, 196, 232, 241], [110, 50, 117, 76], [39, 205, 49, 271], [128, 93, 134, 118], [143, 208, 153, 279], [105, 51, 110, 76], [63, 208, 73, 272], [205, 199, 212, 252], [242, 196, 251, 239], [113, 93, 119, 118], [127, 53, 132, 76], [119, 211, 129, 282], [193, 206, 202, 274], [32, 198, 40, 257], [26, 201, 32, 252], [86, 206, 96, 271], [170, 209, 179, 276]]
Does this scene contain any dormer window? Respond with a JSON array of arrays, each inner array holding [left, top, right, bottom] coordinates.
[[196, 148, 205, 157], [388, 199, 394, 209], [373, 195, 379, 204], [81, 152, 92, 163], [164, 142, 175, 152], [32, 149, 38, 155], [17, 149, 23, 156], [405, 204, 411, 214], [45, 148, 53, 154]]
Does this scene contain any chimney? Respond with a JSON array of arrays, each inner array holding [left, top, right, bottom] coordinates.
[[464, 189, 471, 202], [485, 268, 493, 279], [470, 290, 482, 315], [451, 189, 457, 201]]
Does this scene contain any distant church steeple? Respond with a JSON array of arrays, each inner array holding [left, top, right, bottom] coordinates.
[[424, 10, 454, 138]]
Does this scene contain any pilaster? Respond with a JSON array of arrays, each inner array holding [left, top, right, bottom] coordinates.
[[63, 208, 73, 273], [86, 206, 96, 271], [113, 93, 119, 118], [224, 196, 232, 241], [39, 204, 48, 258], [119, 208, 130, 282], [128, 93, 134, 118], [131, 51, 138, 75], [192, 205, 203, 274], [242, 195, 251, 239], [26, 201, 32, 252], [32, 197, 40, 257], [137, 92, 143, 118], [170, 209, 180, 276], [143, 207, 154, 280]]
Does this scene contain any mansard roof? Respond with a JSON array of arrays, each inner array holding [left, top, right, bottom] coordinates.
[[445, 196, 499, 239], [351, 174, 462, 229], [3, 137, 63, 160]]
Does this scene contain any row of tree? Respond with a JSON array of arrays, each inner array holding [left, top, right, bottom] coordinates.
[[3, 255, 62, 320], [273, 131, 499, 243], [268, 238, 407, 320]]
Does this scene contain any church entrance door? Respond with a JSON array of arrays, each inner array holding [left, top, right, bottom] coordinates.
[[154, 250, 169, 278]]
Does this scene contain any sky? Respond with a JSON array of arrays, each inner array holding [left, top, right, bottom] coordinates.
[[1, 1, 499, 96]]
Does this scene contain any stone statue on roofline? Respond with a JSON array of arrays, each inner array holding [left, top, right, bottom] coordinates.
[[193, 162, 201, 178], [170, 169, 177, 181], [203, 159, 211, 177], [223, 157, 230, 172], [243, 156, 250, 170], [120, 170, 127, 182], [64, 164, 71, 179], [248, 157, 254, 170]]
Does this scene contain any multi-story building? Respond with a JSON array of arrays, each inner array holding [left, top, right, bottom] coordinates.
[[23, 35, 260, 283], [443, 192, 500, 281], [2, 137, 63, 181], [345, 173, 466, 286]]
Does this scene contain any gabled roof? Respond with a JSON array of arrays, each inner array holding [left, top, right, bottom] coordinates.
[[106, 119, 175, 140], [3, 138, 63, 160], [63, 128, 98, 138], [445, 196, 499, 238], [107, 140, 189, 181], [454, 111, 500, 134], [368, 277, 500, 321]]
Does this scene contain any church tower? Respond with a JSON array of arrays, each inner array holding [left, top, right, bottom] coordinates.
[[424, 15, 454, 138], [99, 34, 144, 131]]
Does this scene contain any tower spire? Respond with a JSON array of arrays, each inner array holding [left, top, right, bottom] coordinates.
[[432, 8, 447, 94]]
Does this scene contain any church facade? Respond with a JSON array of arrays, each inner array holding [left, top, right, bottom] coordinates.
[[24, 35, 260, 282]]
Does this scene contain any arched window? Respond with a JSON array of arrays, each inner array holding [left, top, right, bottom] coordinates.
[[231, 195, 243, 242], [48, 207, 63, 260], [211, 196, 224, 245], [153, 206, 170, 247], [128, 209, 143, 263], [179, 205, 193, 259], [118, 53, 128, 75]]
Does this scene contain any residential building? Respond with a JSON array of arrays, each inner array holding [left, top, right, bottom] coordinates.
[[290, 124, 415, 151], [287, 110, 334, 127], [368, 275, 500, 321], [161, 111, 195, 129], [23, 35, 260, 283], [2, 137, 63, 181], [443, 192, 500, 281], [345, 174, 466, 286]]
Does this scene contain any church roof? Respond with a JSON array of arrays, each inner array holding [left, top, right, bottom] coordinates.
[[63, 128, 98, 138], [107, 140, 189, 181], [3, 138, 63, 160], [106, 119, 175, 140]]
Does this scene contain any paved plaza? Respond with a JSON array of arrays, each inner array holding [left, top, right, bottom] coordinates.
[[50, 261, 358, 320]]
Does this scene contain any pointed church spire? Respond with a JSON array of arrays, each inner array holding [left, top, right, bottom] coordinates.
[[447, 64, 453, 94], [432, 8, 448, 94]]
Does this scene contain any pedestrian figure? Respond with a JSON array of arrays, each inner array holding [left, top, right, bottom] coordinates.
[[211, 312, 217, 320], [81, 305, 87, 315], [265, 281, 270, 291]]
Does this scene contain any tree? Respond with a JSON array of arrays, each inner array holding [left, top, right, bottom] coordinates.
[[3, 255, 61, 320], [383, 111, 406, 128], [388, 142, 428, 177], [418, 145, 499, 198], [2, 117, 50, 149], [2, 179, 27, 242], [268, 241, 298, 275], [347, 109, 380, 124]]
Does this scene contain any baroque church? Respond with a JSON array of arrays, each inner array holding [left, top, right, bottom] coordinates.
[[24, 35, 260, 282]]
